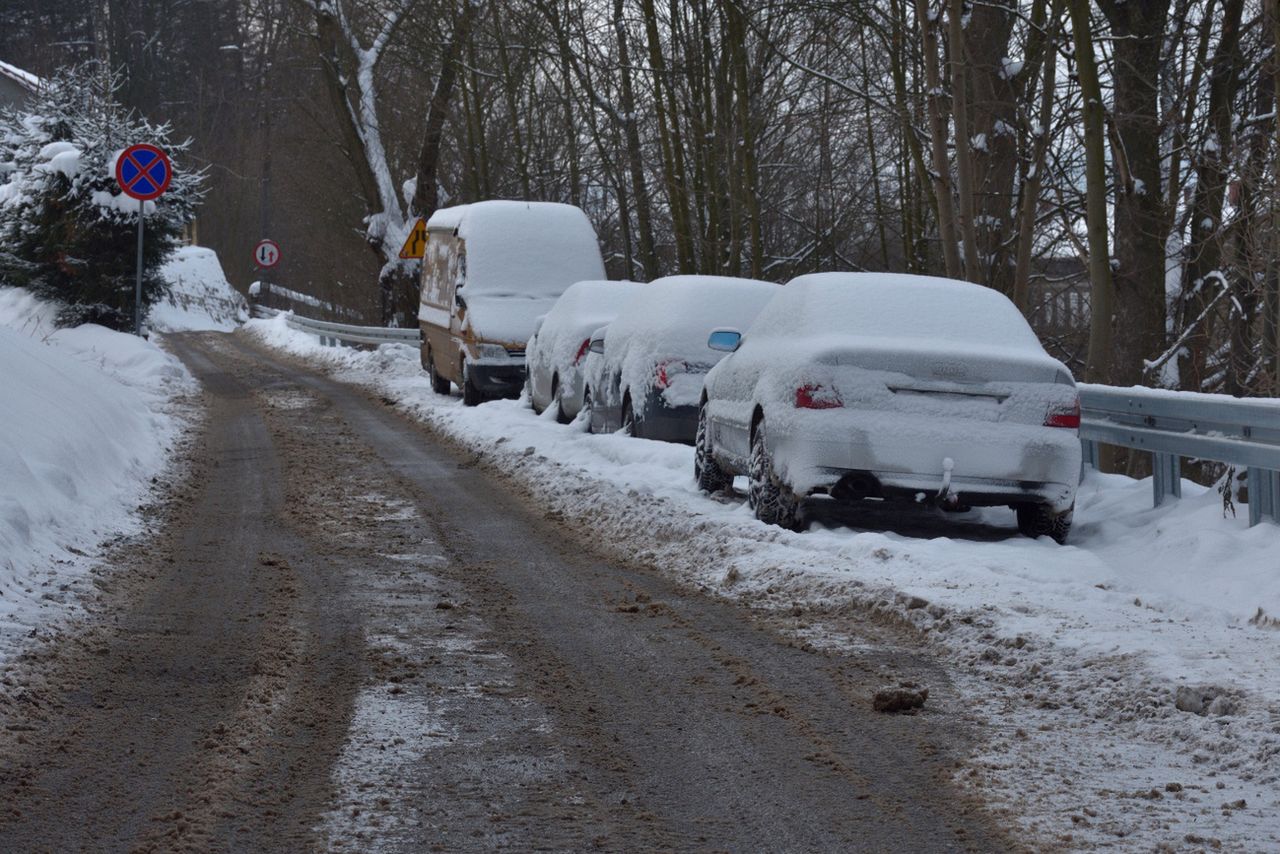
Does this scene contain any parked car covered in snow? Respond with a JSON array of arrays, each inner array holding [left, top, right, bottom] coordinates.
[[695, 273, 1082, 541], [418, 200, 606, 406], [589, 275, 778, 442], [526, 279, 641, 422]]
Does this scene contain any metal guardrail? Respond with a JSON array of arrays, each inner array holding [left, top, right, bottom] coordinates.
[[251, 305, 420, 347], [248, 305, 1280, 527], [1079, 384, 1280, 526]]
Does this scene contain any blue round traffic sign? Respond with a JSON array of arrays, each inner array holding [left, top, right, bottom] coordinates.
[[115, 144, 172, 201]]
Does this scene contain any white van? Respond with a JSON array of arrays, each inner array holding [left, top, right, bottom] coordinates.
[[418, 201, 606, 405]]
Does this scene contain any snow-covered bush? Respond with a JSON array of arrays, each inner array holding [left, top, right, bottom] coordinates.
[[0, 66, 204, 330]]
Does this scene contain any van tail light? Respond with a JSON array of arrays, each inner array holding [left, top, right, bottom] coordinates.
[[795, 384, 843, 409], [1045, 398, 1081, 428], [572, 337, 591, 365]]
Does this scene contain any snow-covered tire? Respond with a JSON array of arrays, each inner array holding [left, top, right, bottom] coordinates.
[[552, 376, 571, 424], [694, 403, 731, 493], [621, 396, 637, 438], [748, 420, 803, 531], [1016, 503, 1073, 544], [428, 350, 450, 396]]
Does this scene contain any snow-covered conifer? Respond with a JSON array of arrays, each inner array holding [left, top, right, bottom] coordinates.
[[0, 66, 205, 330]]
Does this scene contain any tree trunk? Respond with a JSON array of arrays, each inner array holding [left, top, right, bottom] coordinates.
[[1177, 0, 1245, 391], [947, 0, 982, 283], [1096, 0, 1172, 388], [913, 0, 962, 278], [1068, 0, 1116, 384]]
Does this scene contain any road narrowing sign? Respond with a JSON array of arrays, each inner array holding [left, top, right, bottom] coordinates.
[[254, 239, 281, 268], [399, 218, 427, 259], [115, 144, 172, 201]]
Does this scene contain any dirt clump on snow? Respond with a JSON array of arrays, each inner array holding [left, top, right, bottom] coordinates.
[[873, 683, 929, 714]]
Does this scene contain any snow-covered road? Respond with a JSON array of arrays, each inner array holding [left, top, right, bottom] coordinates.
[[249, 313, 1280, 850]]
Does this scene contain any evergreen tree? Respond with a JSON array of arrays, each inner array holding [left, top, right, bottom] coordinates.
[[0, 66, 205, 330]]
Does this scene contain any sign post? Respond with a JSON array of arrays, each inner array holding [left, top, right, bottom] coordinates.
[[115, 144, 173, 336]]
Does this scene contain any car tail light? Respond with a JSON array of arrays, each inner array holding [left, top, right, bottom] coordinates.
[[795, 384, 843, 409], [655, 359, 687, 389], [1045, 398, 1080, 428], [573, 337, 591, 365]]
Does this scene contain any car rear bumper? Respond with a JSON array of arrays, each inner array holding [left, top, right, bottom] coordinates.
[[770, 411, 1080, 511], [639, 399, 698, 444]]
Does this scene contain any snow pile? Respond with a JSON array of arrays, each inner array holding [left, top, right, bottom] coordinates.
[[0, 288, 193, 661], [151, 246, 247, 332], [248, 313, 1280, 850]]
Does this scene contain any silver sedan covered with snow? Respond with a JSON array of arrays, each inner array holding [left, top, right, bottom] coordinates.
[[695, 273, 1082, 541], [526, 279, 641, 422]]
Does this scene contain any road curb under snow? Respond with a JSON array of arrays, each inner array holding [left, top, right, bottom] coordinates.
[[244, 316, 1280, 851]]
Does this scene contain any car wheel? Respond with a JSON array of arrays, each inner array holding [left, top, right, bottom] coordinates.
[[748, 420, 803, 530], [462, 362, 484, 407], [1016, 503, 1073, 544], [428, 350, 450, 395], [552, 375, 571, 424], [694, 402, 731, 493], [621, 395, 637, 438]]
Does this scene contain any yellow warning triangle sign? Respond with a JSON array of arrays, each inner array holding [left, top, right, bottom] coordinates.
[[398, 218, 427, 259]]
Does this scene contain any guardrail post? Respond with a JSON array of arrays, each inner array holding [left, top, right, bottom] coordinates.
[[1080, 438, 1100, 473], [1247, 468, 1280, 526], [1151, 452, 1181, 507]]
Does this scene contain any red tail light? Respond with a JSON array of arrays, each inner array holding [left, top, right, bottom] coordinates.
[[655, 359, 687, 389], [573, 338, 591, 365], [1045, 398, 1080, 428], [795, 384, 843, 409]]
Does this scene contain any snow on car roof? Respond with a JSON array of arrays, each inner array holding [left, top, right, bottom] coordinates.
[[610, 275, 778, 355], [427, 200, 606, 300], [760, 272, 1046, 352]]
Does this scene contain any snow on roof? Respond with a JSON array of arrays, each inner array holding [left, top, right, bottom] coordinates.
[[425, 203, 467, 232], [0, 59, 41, 92], [439, 200, 606, 299]]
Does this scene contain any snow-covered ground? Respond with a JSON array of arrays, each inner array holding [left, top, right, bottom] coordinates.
[[248, 313, 1280, 851], [0, 278, 211, 665], [151, 245, 247, 333]]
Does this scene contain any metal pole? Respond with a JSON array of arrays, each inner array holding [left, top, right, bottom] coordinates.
[[135, 196, 145, 336]]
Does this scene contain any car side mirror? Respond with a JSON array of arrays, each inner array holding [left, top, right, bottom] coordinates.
[[588, 337, 605, 355], [707, 329, 742, 352]]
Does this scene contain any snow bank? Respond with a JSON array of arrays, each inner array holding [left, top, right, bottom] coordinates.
[[247, 315, 1280, 850], [0, 288, 193, 661], [152, 245, 247, 332]]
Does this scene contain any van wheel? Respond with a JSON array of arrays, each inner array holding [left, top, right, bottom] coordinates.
[[1016, 503, 1073, 544], [552, 376, 571, 424], [748, 420, 803, 531], [462, 363, 484, 407], [428, 351, 450, 395]]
